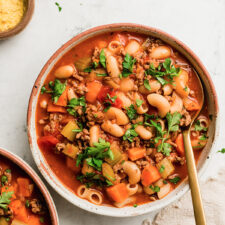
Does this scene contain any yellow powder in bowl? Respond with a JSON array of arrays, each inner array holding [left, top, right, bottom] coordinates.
[[0, 0, 26, 32]]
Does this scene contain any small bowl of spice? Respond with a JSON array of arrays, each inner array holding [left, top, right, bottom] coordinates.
[[0, 0, 34, 39]]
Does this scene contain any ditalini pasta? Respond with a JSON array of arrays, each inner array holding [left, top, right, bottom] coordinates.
[[36, 32, 209, 208]]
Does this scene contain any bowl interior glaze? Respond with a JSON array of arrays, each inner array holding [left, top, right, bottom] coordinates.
[[27, 23, 219, 217]]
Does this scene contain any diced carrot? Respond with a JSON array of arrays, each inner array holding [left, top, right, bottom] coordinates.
[[28, 215, 43, 225], [66, 157, 81, 173], [38, 135, 59, 151], [128, 147, 146, 161], [85, 81, 102, 103], [9, 200, 28, 223], [1, 185, 16, 199], [55, 86, 69, 107], [183, 97, 200, 111], [175, 133, 185, 156], [17, 178, 32, 197], [106, 183, 128, 203], [47, 101, 67, 113], [141, 164, 161, 186]]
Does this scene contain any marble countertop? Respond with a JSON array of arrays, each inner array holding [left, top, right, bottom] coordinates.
[[0, 0, 225, 224]]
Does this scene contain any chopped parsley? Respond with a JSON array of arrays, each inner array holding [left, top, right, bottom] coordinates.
[[194, 120, 208, 132], [145, 58, 180, 86], [126, 104, 138, 120], [40, 217, 45, 223], [48, 79, 67, 103], [199, 134, 208, 141], [159, 165, 165, 173], [25, 200, 30, 208], [96, 73, 107, 77], [166, 112, 182, 133], [0, 192, 13, 210], [123, 124, 139, 142], [144, 79, 151, 90], [84, 62, 99, 72], [107, 94, 117, 103], [55, 2, 62, 12], [121, 53, 136, 77], [150, 185, 160, 192], [133, 204, 138, 208], [169, 176, 181, 184], [67, 96, 86, 116], [136, 99, 143, 107], [1, 175, 8, 186], [72, 122, 83, 133], [76, 138, 114, 170], [217, 148, 225, 154], [99, 49, 106, 68]]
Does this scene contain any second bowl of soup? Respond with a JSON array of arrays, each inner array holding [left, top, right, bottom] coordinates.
[[27, 23, 218, 217]]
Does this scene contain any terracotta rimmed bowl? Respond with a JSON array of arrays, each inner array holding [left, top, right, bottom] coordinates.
[[0, 0, 35, 40], [0, 147, 59, 224], [27, 23, 219, 217]]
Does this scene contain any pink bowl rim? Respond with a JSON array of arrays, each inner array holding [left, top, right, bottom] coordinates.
[[27, 23, 219, 217], [0, 147, 59, 224]]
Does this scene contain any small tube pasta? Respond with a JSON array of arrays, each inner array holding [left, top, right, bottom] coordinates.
[[89, 125, 100, 146], [101, 120, 125, 137], [105, 107, 129, 125], [108, 41, 122, 54], [170, 92, 183, 114], [114, 196, 136, 208], [126, 184, 138, 196], [119, 78, 134, 92], [106, 54, 120, 77], [87, 190, 103, 205]]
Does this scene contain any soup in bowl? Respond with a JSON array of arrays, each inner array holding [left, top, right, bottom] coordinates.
[[27, 24, 218, 217], [0, 148, 58, 225]]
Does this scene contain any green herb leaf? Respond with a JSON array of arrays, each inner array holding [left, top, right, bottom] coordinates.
[[199, 134, 208, 141], [48, 79, 67, 103], [144, 79, 151, 90], [126, 104, 138, 120], [107, 94, 117, 103], [0, 192, 13, 210], [67, 96, 86, 116], [1, 175, 8, 186], [217, 148, 225, 154], [150, 185, 160, 192], [158, 142, 172, 156], [55, 2, 62, 12], [194, 120, 208, 132], [100, 49, 106, 68], [121, 53, 136, 77], [40, 217, 45, 223], [123, 124, 138, 142], [96, 73, 107, 77], [159, 165, 165, 173], [169, 176, 181, 184], [133, 204, 138, 208], [25, 200, 30, 208], [136, 99, 143, 107], [166, 112, 182, 133]]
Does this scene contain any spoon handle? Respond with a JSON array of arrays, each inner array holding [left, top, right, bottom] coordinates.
[[183, 130, 206, 225]]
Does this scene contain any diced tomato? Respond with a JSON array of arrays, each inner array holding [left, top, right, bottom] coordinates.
[[97, 86, 122, 109], [37, 136, 59, 151]]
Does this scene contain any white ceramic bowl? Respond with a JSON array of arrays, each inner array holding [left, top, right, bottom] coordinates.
[[27, 23, 219, 217]]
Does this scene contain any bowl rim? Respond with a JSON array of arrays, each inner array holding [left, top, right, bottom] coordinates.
[[27, 23, 219, 217], [0, 147, 59, 224], [0, 0, 35, 39]]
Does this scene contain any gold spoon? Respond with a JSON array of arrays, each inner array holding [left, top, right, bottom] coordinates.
[[183, 73, 206, 225]]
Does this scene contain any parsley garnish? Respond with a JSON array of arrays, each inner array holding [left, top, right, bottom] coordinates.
[[1, 175, 8, 186], [166, 112, 182, 133], [0, 192, 13, 210], [84, 62, 99, 72], [72, 122, 83, 133], [194, 120, 208, 132], [126, 104, 138, 120], [133, 204, 138, 208], [96, 73, 107, 77], [159, 165, 165, 173], [199, 134, 207, 141], [99, 49, 106, 68], [123, 124, 139, 142], [217, 148, 225, 154], [150, 185, 160, 192], [47, 79, 67, 103], [25, 200, 30, 208], [76, 138, 114, 170], [55, 2, 62, 12], [121, 53, 136, 77], [40, 217, 45, 223], [145, 58, 180, 85], [144, 79, 151, 90], [136, 99, 143, 107], [107, 94, 117, 103], [67, 97, 86, 116], [169, 176, 181, 184]]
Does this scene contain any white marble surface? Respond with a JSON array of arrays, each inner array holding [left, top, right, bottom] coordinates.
[[0, 0, 225, 224]]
